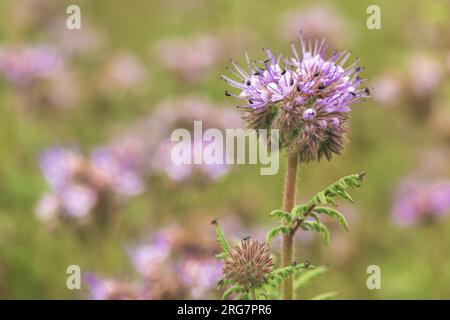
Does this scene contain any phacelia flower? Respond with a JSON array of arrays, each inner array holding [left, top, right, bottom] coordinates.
[[222, 239, 273, 290], [84, 273, 141, 300], [99, 53, 147, 94], [223, 35, 369, 163], [155, 35, 221, 83], [279, 5, 351, 46], [0, 46, 58, 85], [177, 257, 222, 298], [35, 146, 145, 227], [392, 180, 450, 226]]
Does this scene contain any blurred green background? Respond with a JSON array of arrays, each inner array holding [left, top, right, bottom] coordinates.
[[0, 0, 449, 299]]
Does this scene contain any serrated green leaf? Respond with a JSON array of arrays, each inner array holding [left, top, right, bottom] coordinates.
[[308, 173, 365, 208], [266, 226, 290, 246], [212, 221, 229, 257], [302, 220, 330, 245], [266, 263, 312, 288], [291, 204, 309, 219], [294, 266, 328, 290], [217, 278, 232, 289], [269, 209, 292, 222], [313, 207, 349, 231], [222, 286, 244, 300]]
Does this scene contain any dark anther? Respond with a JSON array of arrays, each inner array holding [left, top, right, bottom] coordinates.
[[318, 84, 326, 90], [297, 84, 302, 91], [246, 80, 251, 86], [349, 91, 356, 97], [248, 99, 254, 104], [314, 71, 320, 77], [355, 67, 362, 72], [224, 91, 231, 97], [281, 69, 287, 75], [364, 87, 371, 95], [242, 236, 251, 241], [290, 79, 294, 86]]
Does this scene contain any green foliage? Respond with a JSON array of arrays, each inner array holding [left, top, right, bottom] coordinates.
[[313, 207, 349, 231], [294, 266, 329, 290], [269, 173, 365, 244], [301, 220, 331, 245], [265, 263, 313, 289], [266, 226, 290, 246], [309, 173, 365, 207], [291, 204, 310, 220], [216, 174, 366, 299], [212, 220, 229, 260], [222, 285, 245, 300], [269, 209, 292, 222]]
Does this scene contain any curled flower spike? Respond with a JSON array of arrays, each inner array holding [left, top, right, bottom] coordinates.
[[222, 34, 369, 163], [222, 239, 273, 290]]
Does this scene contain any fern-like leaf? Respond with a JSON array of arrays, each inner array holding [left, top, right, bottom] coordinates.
[[222, 285, 244, 300], [310, 173, 365, 207], [291, 204, 310, 220], [269, 209, 292, 222], [294, 266, 328, 290], [301, 220, 330, 245], [212, 220, 229, 258], [313, 207, 349, 231], [266, 263, 312, 288], [266, 226, 290, 246]]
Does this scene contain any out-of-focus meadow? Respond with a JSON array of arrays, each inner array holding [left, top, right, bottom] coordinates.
[[0, 0, 450, 299]]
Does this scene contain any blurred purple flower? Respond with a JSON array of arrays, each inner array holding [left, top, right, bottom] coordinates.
[[372, 72, 403, 106], [154, 35, 221, 83], [279, 5, 351, 46], [39, 147, 79, 189], [0, 46, 58, 85], [144, 97, 240, 182], [92, 147, 145, 197], [84, 273, 140, 300], [59, 185, 97, 219], [151, 137, 229, 182], [99, 53, 147, 93], [177, 257, 222, 299], [128, 234, 171, 278], [407, 54, 443, 98], [393, 180, 450, 226], [36, 145, 144, 227]]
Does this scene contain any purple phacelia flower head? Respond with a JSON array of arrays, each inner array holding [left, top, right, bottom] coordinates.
[[84, 273, 141, 300], [35, 145, 145, 227], [223, 34, 369, 163], [128, 236, 171, 278], [0, 46, 58, 86], [392, 180, 450, 226], [177, 257, 222, 298], [91, 147, 145, 197]]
